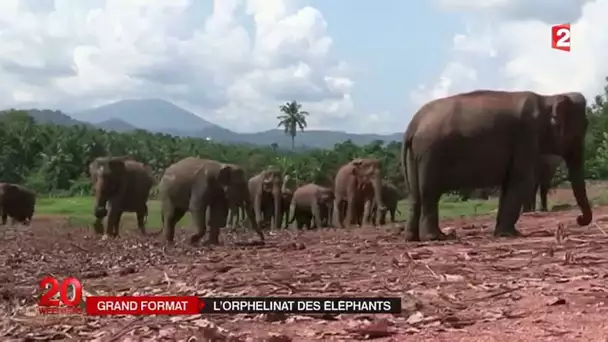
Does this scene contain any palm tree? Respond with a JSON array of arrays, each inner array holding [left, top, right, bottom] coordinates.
[[277, 101, 309, 150]]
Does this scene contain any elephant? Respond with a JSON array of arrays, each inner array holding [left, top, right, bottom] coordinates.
[[157, 157, 263, 245], [278, 175, 294, 229], [248, 169, 283, 230], [89, 156, 155, 238], [368, 181, 401, 225], [333, 158, 386, 229], [0, 183, 36, 225], [224, 163, 254, 229], [400, 90, 592, 242], [288, 183, 334, 230], [522, 154, 563, 212]]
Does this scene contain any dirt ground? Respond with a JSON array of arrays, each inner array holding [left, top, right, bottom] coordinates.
[[2, 205, 608, 341]]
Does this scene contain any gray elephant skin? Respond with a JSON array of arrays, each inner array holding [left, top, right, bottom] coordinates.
[[224, 163, 257, 229], [401, 90, 592, 241], [90, 156, 155, 238], [248, 169, 283, 230], [333, 158, 386, 229], [288, 183, 334, 230], [158, 157, 264, 245], [0, 183, 36, 225], [369, 180, 401, 225], [523, 154, 563, 212]]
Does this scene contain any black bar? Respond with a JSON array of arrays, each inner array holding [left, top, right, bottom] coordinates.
[[199, 297, 401, 314]]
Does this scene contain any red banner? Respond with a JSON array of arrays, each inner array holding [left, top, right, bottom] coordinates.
[[86, 296, 202, 315]]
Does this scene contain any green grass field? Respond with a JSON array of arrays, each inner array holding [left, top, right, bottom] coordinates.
[[36, 189, 608, 230]]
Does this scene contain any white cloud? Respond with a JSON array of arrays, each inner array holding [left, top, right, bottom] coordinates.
[[415, 0, 608, 107], [0, 0, 354, 132]]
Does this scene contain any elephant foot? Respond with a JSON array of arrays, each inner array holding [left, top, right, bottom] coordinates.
[[189, 233, 204, 245], [540, 207, 548, 212], [101, 234, 110, 241], [420, 230, 453, 242], [202, 239, 222, 246], [402, 227, 420, 242], [493, 226, 522, 238]]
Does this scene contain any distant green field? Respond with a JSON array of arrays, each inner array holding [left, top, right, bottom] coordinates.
[[36, 190, 607, 230]]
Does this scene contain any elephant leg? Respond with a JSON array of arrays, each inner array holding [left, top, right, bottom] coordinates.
[[379, 208, 388, 225], [106, 205, 123, 238], [419, 189, 444, 241], [332, 198, 343, 228], [189, 205, 209, 245], [205, 202, 227, 245], [539, 180, 550, 212], [389, 208, 396, 224], [311, 202, 324, 229], [403, 153, 421, 241], [136, 204, 147, 235], [362, 200, 372, 226], [1, 212, 7, 225], [161, 202, 186, 244], [522, 181, 538, 213], [295, 210, 306, 230], [494, 163, 534, 237]]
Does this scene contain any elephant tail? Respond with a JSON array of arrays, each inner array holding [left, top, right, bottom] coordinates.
[[288, 205, 297, 225], [401, 134, 412, 196]]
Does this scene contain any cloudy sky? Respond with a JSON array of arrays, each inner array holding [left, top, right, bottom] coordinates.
[[0, 0, 607, 134]]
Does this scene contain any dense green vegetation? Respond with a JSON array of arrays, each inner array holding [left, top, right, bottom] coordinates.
[[1, 78, 608, 199]]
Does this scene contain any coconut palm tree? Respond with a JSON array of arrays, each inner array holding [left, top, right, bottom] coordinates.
[[277, 101, 309, 149]]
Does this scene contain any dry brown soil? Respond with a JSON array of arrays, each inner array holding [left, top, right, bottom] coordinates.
[[1, 204, 608, 341]]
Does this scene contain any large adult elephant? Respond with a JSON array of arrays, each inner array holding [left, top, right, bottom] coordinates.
[[401, 90, 592, 241], [157, 157, 263, 245], [522, 154, 563, 212], [248, 169, 283, 230], [89, 156, 155, 238], [333, 158, 386, 229]]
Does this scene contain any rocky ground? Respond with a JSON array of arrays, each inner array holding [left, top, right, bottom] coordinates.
[[1, 205, 608, 341]]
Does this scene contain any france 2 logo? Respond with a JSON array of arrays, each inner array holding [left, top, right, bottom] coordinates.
[[551, 24, 571, 52]]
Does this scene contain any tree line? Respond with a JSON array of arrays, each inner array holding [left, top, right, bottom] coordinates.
[[1, 80, 608, 198]]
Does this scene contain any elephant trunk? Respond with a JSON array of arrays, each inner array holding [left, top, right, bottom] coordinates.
[[273, 184, 281, 230], [371, 175, 385, 211], [240, 183, 258, 230], [565, 149, 592, 226], [93, 181, 109, 218]]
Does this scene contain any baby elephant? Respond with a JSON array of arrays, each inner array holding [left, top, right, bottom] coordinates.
[[0, 183, 36, 225], [289, 184, 334, 230]]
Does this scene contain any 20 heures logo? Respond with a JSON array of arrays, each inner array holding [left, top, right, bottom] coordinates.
[[38, 276, 83, 314], [551, 23, 571, 52]]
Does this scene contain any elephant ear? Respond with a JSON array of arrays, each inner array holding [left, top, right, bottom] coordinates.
[[218, 164, 233, 185], [550, 95, 574, 152]]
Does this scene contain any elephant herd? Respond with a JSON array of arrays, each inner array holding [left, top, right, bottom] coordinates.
[[87, 156, 403, 245], [0, 90, 595, 248]]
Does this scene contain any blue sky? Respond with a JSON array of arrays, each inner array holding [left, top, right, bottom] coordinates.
[[308, 0, 463, 117]]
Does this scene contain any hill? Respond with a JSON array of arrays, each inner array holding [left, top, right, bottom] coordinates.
[[70, 99, 402, 148], [71, 98, 220, 132], [2, 99, 402, 149]]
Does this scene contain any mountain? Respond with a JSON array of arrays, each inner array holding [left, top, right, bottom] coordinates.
[[71, 98, 219, 132], [95, 118, 137, 132], [3, 99, 403, 149], [69, 98, 402, 148]]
